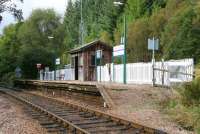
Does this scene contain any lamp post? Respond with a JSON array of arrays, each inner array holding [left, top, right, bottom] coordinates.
[[36, 63, 42, 80], [48, 36, 56, 80], [114, 1, 127, 84]]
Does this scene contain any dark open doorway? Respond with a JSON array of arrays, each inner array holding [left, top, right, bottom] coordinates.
[[75, 56, 79, 80]]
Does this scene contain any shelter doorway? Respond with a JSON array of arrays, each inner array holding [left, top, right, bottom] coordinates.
[[75, 56, 79, 80]]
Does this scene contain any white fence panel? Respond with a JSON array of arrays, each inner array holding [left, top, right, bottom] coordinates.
[[114, 64, 124, 83], [127, 63, 152, 84], [154, 62, 170, 86], [166, 58, 194, 82], [43, 68, 75, 81], [64, 68, 74, 80], [97, 65, 110, 82], [78, 68, 83, 81]]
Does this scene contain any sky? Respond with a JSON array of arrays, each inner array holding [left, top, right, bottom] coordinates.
[[0, 0, 69, 33]]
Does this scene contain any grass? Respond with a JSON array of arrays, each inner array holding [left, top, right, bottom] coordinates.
[[162, 77, 200, 134]]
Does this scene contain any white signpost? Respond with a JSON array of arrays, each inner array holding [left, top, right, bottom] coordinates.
[[113, 45, 124, 57], [148, 37, 159, 86]]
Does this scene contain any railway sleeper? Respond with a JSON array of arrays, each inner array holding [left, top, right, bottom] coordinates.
[[73, 119, 110, 125], [88, 125, 131, 133], [78, 121, 119, 129]]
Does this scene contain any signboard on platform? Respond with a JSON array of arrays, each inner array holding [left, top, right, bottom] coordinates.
[[148, 38, 159, 50], [36, 63, 42, 69], [96, 50, 102, 59], [113, 45, 124, 57], [15, 67, 22, 78], [56, 58, 60, 65]]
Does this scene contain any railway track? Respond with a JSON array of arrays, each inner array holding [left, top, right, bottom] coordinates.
[[0, 91, 67, 134], [0, 88, 167, 134]]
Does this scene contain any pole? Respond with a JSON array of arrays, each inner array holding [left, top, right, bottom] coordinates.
[[54, 57, 56, 80], [80, 0, 83, 46], [161, 58, 164, 86], [123, 14, 127, 84], [112, 52, 115, 82], [38, 69, 40, 80], [152, 37, 155, 86], [100, 58, 101, 82]]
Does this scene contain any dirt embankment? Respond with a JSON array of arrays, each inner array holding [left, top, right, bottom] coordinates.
[[0, 94, 47, 134], [103, 84, 194, 134]]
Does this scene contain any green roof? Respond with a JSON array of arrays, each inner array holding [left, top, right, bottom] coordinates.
[[69, 40, 112, 54]]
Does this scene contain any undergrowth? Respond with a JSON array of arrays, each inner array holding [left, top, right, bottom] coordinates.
[[162, 77, 200, 133]]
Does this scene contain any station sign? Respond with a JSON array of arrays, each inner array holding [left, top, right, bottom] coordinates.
[[113, 45, 124, 57], [56, 58, 60, 65], [36, 63, 42, 69]]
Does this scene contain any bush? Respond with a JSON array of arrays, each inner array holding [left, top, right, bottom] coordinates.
[[163, 77, 200, 133], [0, 72, 16, 87], [181, 77, 200, 105]]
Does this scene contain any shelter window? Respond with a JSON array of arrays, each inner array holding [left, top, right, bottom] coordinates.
[[91, 55, 95, 66]]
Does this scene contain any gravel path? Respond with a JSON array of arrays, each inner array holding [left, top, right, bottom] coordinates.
[[0, 94, 47, 134]]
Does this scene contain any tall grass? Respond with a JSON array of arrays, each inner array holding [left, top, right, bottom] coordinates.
[[163, 77, 200, 133]]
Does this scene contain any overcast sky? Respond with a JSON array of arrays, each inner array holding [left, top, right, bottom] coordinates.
[[0, 0, 69, 33]]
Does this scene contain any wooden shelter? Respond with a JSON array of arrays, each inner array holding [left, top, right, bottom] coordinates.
[[69, 40, 112, 81]]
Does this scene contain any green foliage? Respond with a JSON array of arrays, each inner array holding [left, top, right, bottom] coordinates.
[[127, 17, 151, 62], [162, 2, 200, 61], [0, 23, 22, 80], [181, 77, 200, 105], [63, 0, 120, 48], [165, 100, 200, 132], [1, 72, 16, 87], [18, 9, 62, 54], [0, 9, 63, 80], [163, 76, 200, 133], [19, 46, 54, 79]]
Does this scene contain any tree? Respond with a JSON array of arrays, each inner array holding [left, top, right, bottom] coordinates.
[[162, 5, 200, 62], [16, 9, 63, 78], [0, 0, 23, 21], [127, 17, 151, 62], [17, 9, 62, 54], [0, 23, 22, 79], [18, 46, 54, 78]]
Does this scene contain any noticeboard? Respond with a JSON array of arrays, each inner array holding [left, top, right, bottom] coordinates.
[[113, 45, 124, 57]]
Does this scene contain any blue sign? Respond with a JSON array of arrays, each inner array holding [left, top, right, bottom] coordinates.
[[148, 38, 159, 50], [15, 67, 22, 78]]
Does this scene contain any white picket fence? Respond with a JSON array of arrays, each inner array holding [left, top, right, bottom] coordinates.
[[97, 58, 194, 86], [41, 58, 194, 86], [42, 68, 75, 81]]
